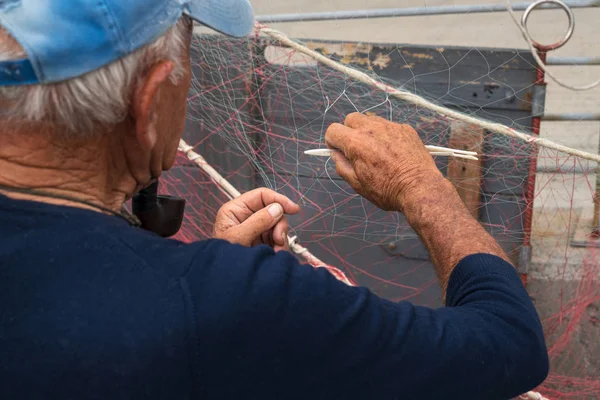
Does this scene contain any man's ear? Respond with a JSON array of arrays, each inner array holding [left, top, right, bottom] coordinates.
[[131, 61, 175, 150]]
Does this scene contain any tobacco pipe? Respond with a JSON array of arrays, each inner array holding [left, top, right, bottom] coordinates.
[[132, 179, 185, 238]]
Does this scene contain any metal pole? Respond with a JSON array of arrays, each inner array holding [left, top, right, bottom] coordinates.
[[536, 164, 597, 173], [543, 113, 600, 121], [520, 49, 549, 286], [593, 125, 600, 235], [256, 0, 600, 23], [546, 56, 600, 65]]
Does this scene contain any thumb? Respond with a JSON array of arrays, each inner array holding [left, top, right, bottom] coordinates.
[[228, 203, 284, 245]]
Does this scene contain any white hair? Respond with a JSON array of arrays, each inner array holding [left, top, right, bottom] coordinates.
[[0, 17, 191, 135]]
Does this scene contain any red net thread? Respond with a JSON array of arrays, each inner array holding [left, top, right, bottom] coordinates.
[[161, 34, 600, 399]]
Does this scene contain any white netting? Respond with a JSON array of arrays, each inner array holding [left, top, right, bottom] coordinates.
[[163, 11, 600, 399]]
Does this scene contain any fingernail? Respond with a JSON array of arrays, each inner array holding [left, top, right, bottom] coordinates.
[[268, 204, 283, 218], [282, 231, 288, 245]]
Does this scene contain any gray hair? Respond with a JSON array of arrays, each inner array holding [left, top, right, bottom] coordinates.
[[0, 17, 191, 135]]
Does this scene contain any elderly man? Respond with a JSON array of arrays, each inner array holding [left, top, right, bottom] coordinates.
[[0, 1, 548, 399]]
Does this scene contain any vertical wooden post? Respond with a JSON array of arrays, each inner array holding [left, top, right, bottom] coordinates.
[[447, 122, 484, 219]]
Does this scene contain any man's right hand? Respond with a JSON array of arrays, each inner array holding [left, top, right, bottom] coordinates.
[[326, 112, 510, 296], [325, 112, 443, 212]]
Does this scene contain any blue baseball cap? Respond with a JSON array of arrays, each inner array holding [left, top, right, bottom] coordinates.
[[0, 0, 254, 86]]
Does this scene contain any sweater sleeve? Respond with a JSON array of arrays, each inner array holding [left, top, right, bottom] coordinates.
[[184, 241, 549, 400]]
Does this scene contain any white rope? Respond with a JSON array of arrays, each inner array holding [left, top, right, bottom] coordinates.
[[257, 23, 600, 164], [506, 0, 600, 92], [178, 140, 239, 200], [178, 139, 332, 267]]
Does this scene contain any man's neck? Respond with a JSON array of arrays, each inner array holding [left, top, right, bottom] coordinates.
[[0, 124, 136, 214]]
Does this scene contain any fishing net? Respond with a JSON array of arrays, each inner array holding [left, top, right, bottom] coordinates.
[[162, 26, 600, 399]]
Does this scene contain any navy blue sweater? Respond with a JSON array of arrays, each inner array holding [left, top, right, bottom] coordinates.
[[0, 194, 548, 399]]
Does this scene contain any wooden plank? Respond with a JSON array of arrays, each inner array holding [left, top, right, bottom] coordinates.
[[296, 39, 537, 70], [262, 74, 533, 113], [447, 121, 484, 219]]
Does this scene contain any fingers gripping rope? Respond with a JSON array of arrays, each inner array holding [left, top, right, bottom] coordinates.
[[178, 140, 357, 286]]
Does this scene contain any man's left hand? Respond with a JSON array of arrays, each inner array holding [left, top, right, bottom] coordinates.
[[213, 188, 301, 252]]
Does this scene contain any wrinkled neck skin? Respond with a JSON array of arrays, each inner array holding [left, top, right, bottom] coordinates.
[[0, 121, 144, 214]]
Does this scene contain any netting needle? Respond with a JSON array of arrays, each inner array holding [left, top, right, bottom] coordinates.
[[425, 145, 478, 156], [304, 149, 336, 157], [304, 147, 479, 161]]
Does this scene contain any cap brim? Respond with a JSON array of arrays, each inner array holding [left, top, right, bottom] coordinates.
[[185, 0, 254, 38]]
